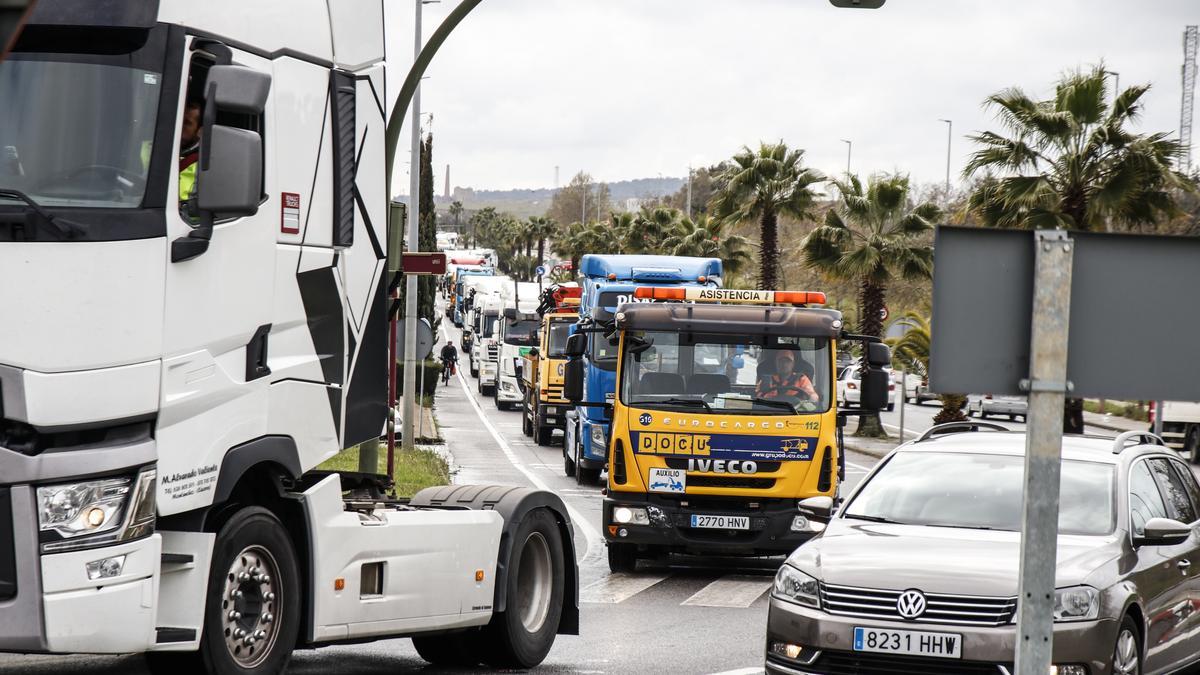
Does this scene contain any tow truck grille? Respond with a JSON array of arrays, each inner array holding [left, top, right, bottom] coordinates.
[[0, 488, 15, 600], [687, 476, 776, 489], [543, 385, 567, 403], [820, 583, 1017, 627]]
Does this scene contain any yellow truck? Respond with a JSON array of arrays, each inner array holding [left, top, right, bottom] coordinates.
[[561, 287, 890, 571], [520, 286, 581, 449]]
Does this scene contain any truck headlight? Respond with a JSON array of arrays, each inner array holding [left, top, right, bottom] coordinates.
[[612, 506, 649, 525], [773, 564, 820, 608], [590, 424, 606, 451], [38, 469, 157, 553], [1053, 586, 1099, 622], [543, 406, 557, 416]]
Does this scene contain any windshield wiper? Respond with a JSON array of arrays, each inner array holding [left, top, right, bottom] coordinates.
[[0, 189, 86, 238], [845, 513, 904, 525], [637, 397, 713, 412], [749, 397, 799, 413]]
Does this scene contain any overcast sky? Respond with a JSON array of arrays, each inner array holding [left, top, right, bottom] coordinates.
[[384, 0, 1198, 196]]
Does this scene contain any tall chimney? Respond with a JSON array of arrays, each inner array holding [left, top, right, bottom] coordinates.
[[444, 164, 450, 199]]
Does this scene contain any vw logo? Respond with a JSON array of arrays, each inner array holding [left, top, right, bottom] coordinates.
[[896, 590, 927, 620], [639, 413, 653, 426]]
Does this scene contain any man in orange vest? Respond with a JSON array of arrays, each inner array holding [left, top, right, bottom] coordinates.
[[756, 350, 818, 403]]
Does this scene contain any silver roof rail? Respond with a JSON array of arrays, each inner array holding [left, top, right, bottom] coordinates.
[[915, 421, 1011, 443], [1111, 430, 1165, 455]]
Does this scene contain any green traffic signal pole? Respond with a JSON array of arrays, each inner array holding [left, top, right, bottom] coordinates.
[[366, 0, 483, 476]]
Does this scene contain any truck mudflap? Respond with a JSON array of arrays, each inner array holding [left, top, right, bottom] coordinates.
[[602, 494, 817, 556], [410, 485, 579, 635]]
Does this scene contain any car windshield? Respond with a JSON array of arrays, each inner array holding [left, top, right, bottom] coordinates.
[[0, 52, 162, 209], [619, 330, 832, 414], [547, 320, 573, 357], [844, 451, 1115, 535], [504, 319, 539, 346]]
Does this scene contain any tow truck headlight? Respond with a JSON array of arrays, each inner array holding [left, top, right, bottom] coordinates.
[[612, 506, 649, 525], [590, 425, 607, 451], [38, 469, 157, 553], [1053, 585, 1099, 622], [773, 564, 820, 608]]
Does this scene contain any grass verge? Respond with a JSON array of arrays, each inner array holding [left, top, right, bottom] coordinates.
[[1083, 399, 1149, 422], [316, 442, 452, 497]]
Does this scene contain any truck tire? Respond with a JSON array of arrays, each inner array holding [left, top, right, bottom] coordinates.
[[563, 445, 576, 477], [1187, 426, 1200, 464], [536, 425, 554, 446], [522, 406, 533, 436], [607, 543, 637, 573], [412, 632, 482, 666], [576, 466, 601, 485], [201, 507, 301, 675], [470, 362, 479, 378], [482, 508, 565, 668]]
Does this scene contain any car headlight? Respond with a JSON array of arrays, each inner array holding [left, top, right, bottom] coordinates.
[[612, 506, 649, 525], [592, 425, 609, 451], [1053, 586, 1099, 622], [38, 469, 157, 553], [773, 564, 820, 608]]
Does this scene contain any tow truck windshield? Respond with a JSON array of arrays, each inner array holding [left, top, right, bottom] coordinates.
[[619, 331, 832, 414], [547, 320, 572, 358], [0, 51, 162, 209]]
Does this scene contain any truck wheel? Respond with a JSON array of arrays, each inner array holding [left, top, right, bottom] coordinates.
[[193, 507, 300, 675], [563, 444, 576, 477], [470, 363, 479, 378], [576, 454, 601, 485], [1187, 426, 1200, 464], [607, 543, 637, 573], [522, 407, 533, 436], [412, 631, 482, 666], [483, 509, 565, 668], [536, 425, 554, 446]]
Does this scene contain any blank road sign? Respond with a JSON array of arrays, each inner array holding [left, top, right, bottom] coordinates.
[[930, 226, 1200, 401], [401, 252, 447, 275]]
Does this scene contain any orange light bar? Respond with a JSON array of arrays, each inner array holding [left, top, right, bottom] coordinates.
[[775, 291, 827, 305], [633, 287, 685, 300]]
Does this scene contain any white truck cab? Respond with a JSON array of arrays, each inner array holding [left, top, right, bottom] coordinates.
[[0, 2, 577, 672], [495, 282, 541, 410]]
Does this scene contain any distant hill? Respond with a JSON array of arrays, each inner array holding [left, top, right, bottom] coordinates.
[[412, 176, 687, 219]]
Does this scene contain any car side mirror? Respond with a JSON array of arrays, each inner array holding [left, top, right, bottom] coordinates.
[[1135, 517, 1193, 547], [564, 359, 584, 402], [798, 496, 833, 518], [859, 368, 889, 411], [867, 342, 891, 368], [565, 333, 587, 358]]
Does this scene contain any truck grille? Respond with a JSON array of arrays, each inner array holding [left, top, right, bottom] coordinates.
[[687, 476, 776, 490], [819, 583, 1016, 627], [543, 385, 567, 403], [0, 488, 15, 600], [487, 344, 499, 360], [782, 650, 1009, 674]]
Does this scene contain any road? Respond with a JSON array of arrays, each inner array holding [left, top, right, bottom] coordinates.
[[0, 316, 1155, 675]]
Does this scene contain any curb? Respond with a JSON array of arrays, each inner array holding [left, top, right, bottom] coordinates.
[[841, 438, 896, 460]]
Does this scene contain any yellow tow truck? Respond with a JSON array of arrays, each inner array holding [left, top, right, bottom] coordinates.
[[520, 285, 582, 449], [562, 287, 890, 571]]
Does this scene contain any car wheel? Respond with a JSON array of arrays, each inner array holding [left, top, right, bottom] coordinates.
[[1187, 426, 1200, 464], [1111, 615, 1141, 675]]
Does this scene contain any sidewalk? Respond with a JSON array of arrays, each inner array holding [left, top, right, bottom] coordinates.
[[397, 396, 440, 444]]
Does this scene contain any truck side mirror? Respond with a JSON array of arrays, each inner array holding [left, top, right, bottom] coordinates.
[[859, 368, 889, 411], [564, 359, 584, 402], [565, 333, 587, 358], [866, 342, 891, 368], [503, 308, 518, 320]]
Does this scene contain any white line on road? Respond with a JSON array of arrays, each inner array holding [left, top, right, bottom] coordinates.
[[680, 575, 772, 608], [845, 460, 874, 472], [444, 325, 605, 565], [707, 667, 764, 675], [580, 572, 669, 604]]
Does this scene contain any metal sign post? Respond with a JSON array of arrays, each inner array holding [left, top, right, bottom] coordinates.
[[1013, 231, 1074, 675], [898, 369, 906, 441]]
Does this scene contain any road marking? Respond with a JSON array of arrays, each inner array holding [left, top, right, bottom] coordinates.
[[443, 324, 605, 566], [845, 460, 874, 472], [707, 668, 763, 675], [580, 572, 669, 604], [680, 575, 772, 608]]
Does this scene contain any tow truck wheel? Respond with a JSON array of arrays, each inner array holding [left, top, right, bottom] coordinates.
[[194, 507, 300, 675], [607, 543, 637, 573], [536, 425, 554, 446], [483, 508, 565, 668]]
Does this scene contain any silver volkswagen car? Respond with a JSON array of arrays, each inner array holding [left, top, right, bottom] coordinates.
[[765, 424, 1200, 675]]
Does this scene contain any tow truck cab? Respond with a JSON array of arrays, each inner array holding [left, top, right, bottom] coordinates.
[[564, 254, 722, 485], [521, 285, 581, 448], [563, 287, 890, 571]]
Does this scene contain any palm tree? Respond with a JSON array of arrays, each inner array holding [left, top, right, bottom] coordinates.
[[964, 66, 1192, 232], [661, 214, 753, 277], [449, 200, 464, 240], [802, 173, 940, 437], [712, 142, 823, 290], [886, 312, 966, 424], [526, 216, 558, 266], [964, 66, 1197, 433]]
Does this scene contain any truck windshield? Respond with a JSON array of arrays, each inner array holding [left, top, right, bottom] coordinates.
[[619, 331, 832, 414], [547, 320, 573, 357], [481, 314, 498, 338], [504, 319, 539, 346], [0, 51, 162, 209]]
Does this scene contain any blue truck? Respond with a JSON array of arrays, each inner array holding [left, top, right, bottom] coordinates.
[[563, 254, 723, 484], [452, 266, 494, 327]]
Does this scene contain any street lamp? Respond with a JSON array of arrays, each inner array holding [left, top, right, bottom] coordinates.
[[840, 139, 852, 179], [1104, 69, 1119, 103], [938, 118, 952, 197]]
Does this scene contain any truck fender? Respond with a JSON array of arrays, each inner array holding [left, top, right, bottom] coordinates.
[[212, 435, 303, 505], [409, 484, 579, 635]]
